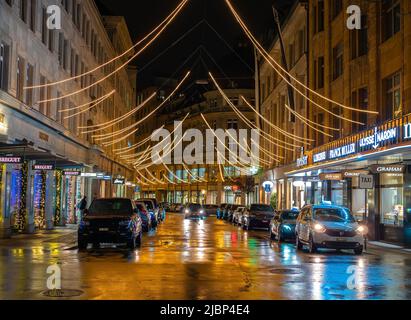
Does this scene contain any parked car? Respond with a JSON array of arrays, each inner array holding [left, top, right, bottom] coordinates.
[[217, 203, 227, 219], [242, 204, 275, 230], [135, 202, 152, 232], [295, 204, 366, 255], [174, 203, 185, 213], [136, 200, 158, 228], [232, 206, 246, 225], [270, 209, 300, 241], [78, 198, 143, 250], [203, 204, 219, 216], [184, 203, 206, 219]]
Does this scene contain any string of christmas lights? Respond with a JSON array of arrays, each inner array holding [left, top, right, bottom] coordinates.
[[209, 72, 312, 145], [224, 0, 378, 116], [36, 2, 189, 105], [24, 0, 189, 90]]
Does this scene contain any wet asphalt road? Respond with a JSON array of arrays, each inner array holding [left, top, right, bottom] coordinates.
[[1, 213, 411, 300]]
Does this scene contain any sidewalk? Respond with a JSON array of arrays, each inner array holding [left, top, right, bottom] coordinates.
[[0, 226, 77, 248], [368, 241, 411, 254]]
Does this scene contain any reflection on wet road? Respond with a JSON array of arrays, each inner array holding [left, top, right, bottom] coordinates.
[[1, 213, 411, 300]]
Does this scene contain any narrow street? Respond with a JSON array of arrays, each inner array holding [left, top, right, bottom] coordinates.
[[1, 213, 411, 300]]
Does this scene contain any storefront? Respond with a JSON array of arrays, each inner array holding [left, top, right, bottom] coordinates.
[[286, 115, 411, 247]]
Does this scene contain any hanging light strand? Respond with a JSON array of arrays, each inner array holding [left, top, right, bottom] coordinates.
[[36, 1, 189, 105], [224, 0, 378, 116], [25, 0, 189, 90]]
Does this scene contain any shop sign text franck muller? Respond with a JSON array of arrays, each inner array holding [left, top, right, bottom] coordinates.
[[309, 122, 411, 166]]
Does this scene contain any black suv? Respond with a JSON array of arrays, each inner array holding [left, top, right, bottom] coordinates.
[[78, 198, 143, 250]]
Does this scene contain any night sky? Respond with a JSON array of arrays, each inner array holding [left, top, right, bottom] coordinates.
[[96, 0, 294, 89]]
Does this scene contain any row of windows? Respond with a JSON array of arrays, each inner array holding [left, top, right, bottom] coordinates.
[[313, 0, 401, 43]]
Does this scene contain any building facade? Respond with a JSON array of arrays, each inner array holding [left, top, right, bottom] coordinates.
[[0, 0, 137, 237], [136, 87, 258, 206], [259, 0, 411, 246]]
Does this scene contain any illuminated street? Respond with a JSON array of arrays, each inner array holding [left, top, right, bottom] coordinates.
[[0, 213, 410, 300]]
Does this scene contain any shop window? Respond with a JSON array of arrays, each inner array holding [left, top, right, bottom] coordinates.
[[382, 0, 401, 41], [380, 173, 403, 227], [383, 72, 401, 120], [331, 181, 345, 206]]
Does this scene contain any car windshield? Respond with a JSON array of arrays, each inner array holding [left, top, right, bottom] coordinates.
[[89, 199, 133, 216], [250, 204, 274, 212], [313, 207, 355, 222], [189, 204, 202, 210], [281, 211, 299, 220]]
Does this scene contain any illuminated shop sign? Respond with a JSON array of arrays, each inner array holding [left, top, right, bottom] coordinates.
[[342, 170, 369, 178], [63, 171, 81, 176], [296, 156, 308, 167], [319, 173, 343, 181], [113, 178, 125, 185], [262, 181, 274, 193], [0, 156, 22, 164], [81, 172, 97, 178], [370, 165, 405, 174], [359, 127, 397, 149], [313, 152, 326, 163], [33, 164, 54, 171], [329, 143, 356, 160]]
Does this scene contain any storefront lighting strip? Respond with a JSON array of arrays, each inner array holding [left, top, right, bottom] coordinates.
[[285, 143, 411, 177]]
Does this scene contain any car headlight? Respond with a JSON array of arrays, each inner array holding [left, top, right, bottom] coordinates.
[[185, 209, 190, 214], [356, 225, 368, 235], [313, 223, 326, 233]]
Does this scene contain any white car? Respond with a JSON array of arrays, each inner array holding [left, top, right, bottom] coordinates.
[[295, 204, 367, 255]]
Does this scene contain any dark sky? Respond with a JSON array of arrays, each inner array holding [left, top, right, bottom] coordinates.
[[96, 0, 294, 89]]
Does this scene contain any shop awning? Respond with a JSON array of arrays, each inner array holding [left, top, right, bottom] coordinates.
[[0, 143, 86, 169]]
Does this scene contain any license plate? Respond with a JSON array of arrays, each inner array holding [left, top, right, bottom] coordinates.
[[262, 220, 268, 223], [336, 238, 347, 242], [99, 228, 109, 232]]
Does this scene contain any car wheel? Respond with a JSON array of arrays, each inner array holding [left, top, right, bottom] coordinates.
[[296, 235, 303, 250], [354, 247, 363, 255], [308, 235, 317, 253], [78, 238, 88, 250]]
